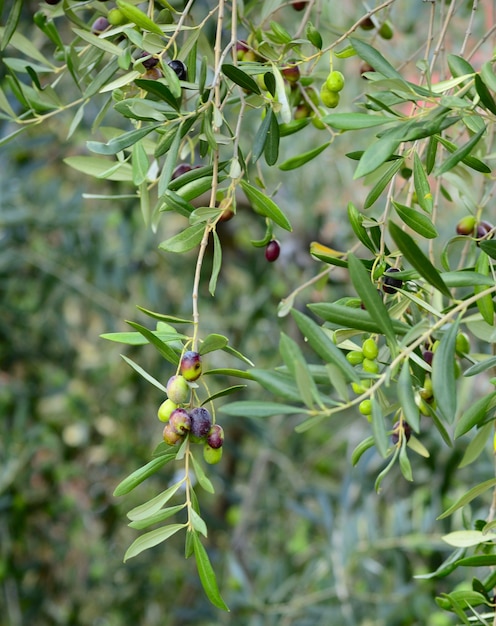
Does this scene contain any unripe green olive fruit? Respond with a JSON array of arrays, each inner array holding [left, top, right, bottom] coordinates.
[[311, 110, 327, 130], [352, 381, 367, 394], [362, 358, 379, 374], [455, 332, 470, 355], [320, 85, 340, 108], [325, 71, 345, 93], [346, 350, 364, 365], [157, 398, 178, 422], [166, 375, 190, 404], [378, 21, 394, 39], [108, 8, 126, 25], [420, 377, 433, 402], [204, 444, 223, 464], [180, 351, 202, 381], [362, 338, 379, 360], [359, 399, 372, 415]]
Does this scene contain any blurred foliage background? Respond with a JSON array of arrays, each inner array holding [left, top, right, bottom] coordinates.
[[1, 0, 495, 625]]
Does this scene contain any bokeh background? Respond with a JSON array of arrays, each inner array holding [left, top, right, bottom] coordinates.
[[1, 1, 494, 624]]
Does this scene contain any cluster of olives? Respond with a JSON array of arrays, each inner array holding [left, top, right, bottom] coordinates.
[[456, 216, 494, 240], [345, 337, 380, 416], [158, 351, 224, 464], [320, 70, 345, 109]]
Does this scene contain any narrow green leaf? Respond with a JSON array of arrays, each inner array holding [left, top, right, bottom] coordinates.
[[436, 126, 486, 176], [351, 436, 375, 466], [436, 135, 491, 173], [192, 533, 229, 611], [442, 530, 490, 548], [397, 360, 420, 433], [158, 125, 182, 197], [388, 221, 450, 297], [116, 0, 164, 35], [309, 302, 409, 335], [279, 333, 322, 410], [399, 444, 413, 481], [113, 454, 176, 497], [321, 112, 393, 130], [347, 203, 376, 252], [392, 202, 438, 239], [474, 252, 494, 326], [160, 189, 195, 217], [120, 354, 168, 393], [199, 333, 229, 355], [443, 271, 496, 288], [456, 554, 496, 567], [364, 159, 404, 209], [124, 523, 186, 561], [72, 27, 125, 56], [413, 152, 433, 213], [126, 320, 179, 365], [190, 454, 215, 494], [464, 356, 496, 377], [134, 79, 180, 110], [190, 509, 208, 537], [203, 368, 255, 380], [87, 123, 161, 156], [132, 141, 149, 185], [221, 64, 260, 94], [240, 180, 292, 231], [219, 401, 304, 418], [209, 230, 222, 296], [431, 318, 459, 424], [475, 74, 496, 115], [128, 504, 187, 530], [101, 330, 185, 345], [264, 110, 280, 166], [1, 0, 23, 52], [201, 385, 247, 405], [455, 393, 496, 439], [278, 142, 330, 171], [479, 240, 496, 260], [481, 62, 496, 92], [348, 254, 398, 353], [354, 133, 401, 179], [371, 397, 388, 458], [349, 37, 405, 82], [127, 480, 186, 521], [249, 369, 304, 403], [291, 309, 360, 383], [64, 156, 133, 182], [458, 422, 493, 468], [136, 306, 192, 324], [252, 108, 273, 164], [159, 224, 205, 253]]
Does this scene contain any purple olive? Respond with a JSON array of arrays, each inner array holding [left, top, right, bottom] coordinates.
[[265, 240, 281, 262]]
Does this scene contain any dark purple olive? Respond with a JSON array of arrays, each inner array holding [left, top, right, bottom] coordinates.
[[189, 407, 212, 440], [382, 268, 402, 294], [171, 163, 192, 180], [422, 350, 434, 366], [138, 51, 159, 69], [92, 17, 110, 33], [45, 0, 62, 4], [168, 60, 187, 80], [391, 420, 411, 445], [265, 240, 280, 262]]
